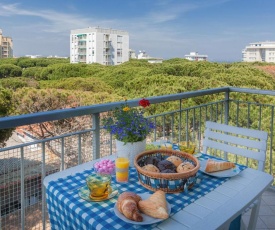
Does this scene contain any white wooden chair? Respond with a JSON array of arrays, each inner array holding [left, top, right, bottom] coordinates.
[[203, 121, 268, 230]]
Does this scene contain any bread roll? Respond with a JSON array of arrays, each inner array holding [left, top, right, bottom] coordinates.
[[157, 160, 176, 172], [142, 164, 160, 173], [144, 156, 161, 167], [166, 156, 183, 167], [161, 169, 176, 173], [176, 162, 195, 173]]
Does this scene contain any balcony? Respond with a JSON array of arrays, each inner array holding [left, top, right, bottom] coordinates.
[[78, 51, 86, 55], [77, 42, 86, 48], [103, 41, 111, 48], [0, 87, 275, 229]]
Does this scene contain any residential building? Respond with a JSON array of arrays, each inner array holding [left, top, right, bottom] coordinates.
[[185, 52, 208, 61], [129, 49, 136, 59], [70, 27, 129, 65], [0, 29, 13, 58], [137, 50, 163, 63], [25, 55, 68, 59], [25, 55, 43, 59], [242, 41, 275, 63]]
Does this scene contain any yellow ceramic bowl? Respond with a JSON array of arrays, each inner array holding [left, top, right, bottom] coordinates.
[[160, 143, 173, 150], [179, 141, 196, 154]]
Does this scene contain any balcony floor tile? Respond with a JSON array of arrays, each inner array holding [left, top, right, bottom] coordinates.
[[242, 187, 275, 230]]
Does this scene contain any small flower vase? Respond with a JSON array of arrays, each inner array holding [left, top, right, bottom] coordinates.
[[115, 139, 146, 167]]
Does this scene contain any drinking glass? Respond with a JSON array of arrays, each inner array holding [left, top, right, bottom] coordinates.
[[115, 157, 130, 183], [86, 174, 111, 201]]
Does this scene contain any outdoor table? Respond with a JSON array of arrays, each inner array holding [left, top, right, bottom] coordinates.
[[43, 154, 273, 230]]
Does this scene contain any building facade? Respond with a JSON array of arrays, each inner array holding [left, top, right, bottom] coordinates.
[[184, 52, 208, 61], [70, 27, 129, 65], [0, 29, 13, 58], [242, 41, 275, 63]]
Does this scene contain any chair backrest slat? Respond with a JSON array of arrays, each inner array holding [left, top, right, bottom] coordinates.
[[207, 121, 268, 139], [205, 129, 267, 150], [203, 121, 268, 171]]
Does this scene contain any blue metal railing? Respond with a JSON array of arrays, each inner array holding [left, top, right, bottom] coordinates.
[[0, 87, 275, 229]]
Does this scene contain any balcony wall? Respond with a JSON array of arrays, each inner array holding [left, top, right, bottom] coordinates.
[[0, 87, 274, 229]]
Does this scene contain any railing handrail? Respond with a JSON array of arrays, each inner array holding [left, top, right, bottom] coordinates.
[[229, 87, 275, 96], [1, 86, 275, 130]]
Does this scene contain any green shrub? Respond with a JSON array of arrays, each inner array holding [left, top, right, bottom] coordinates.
[[39, 77, 114, 93], [0, 77, 39, 90], [0, 64, 22, 78]]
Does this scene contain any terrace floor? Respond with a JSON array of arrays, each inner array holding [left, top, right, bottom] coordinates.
[[242, 187, 275, 230]]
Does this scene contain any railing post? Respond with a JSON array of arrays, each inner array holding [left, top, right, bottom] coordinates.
[[224, 91, 230, 160], [61, 137, 65, 170], [93, 113, 100, 160], [224, 91, 230, 125], [178, 99, 182, 143], [20, 147, 25, 230], [42, 142, 46, 230], [269, 106, 274, 175]]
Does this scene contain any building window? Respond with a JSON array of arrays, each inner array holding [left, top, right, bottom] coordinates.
[[117, 35, 122, 43]]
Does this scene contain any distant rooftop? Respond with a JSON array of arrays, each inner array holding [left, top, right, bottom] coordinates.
[[71, 26, 128, 35], [137, 50, 163, 60], [185, 52, 208, 61]]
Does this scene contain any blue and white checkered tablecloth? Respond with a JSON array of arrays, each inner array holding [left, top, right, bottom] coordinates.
[[46, 154, 246, 230]]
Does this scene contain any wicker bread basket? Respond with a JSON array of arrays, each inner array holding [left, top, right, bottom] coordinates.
[[134, 149, 200, 193]]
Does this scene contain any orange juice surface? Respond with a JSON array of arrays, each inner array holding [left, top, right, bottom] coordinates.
[[115, 157, 129, 182]]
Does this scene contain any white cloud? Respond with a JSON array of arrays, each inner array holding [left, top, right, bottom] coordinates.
[[0, 0, 254, 61]]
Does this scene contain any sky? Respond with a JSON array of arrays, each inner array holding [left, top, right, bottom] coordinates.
[[0, 0, 274, 62]]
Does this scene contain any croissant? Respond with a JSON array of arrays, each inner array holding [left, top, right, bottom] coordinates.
[[205, 159, 235, 173], [117, 192, 143, 222], [138, 190, 169, 219]]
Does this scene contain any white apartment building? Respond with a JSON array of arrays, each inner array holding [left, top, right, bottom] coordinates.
[[0, 29, 13, 58], [185, 52, 208, 61], [70, 27, 129, 65], [129, 49, 136, 59], [242, 41, 275, 63]]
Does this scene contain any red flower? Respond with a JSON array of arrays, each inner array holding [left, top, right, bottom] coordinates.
[[139, 98, 150, 108]]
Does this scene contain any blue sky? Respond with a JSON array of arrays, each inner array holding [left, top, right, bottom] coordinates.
[[0, 0, 274, 62]]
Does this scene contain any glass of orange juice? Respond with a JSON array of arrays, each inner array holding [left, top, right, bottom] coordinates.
[[115, 157, 129, 183]]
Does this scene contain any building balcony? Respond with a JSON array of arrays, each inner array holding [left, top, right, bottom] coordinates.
[[78, 59, 86, 63], [77, 46, 86, 49], [78, 51, 86, 55], [0, 87, 275, 229], [103, 41, 111, 49]]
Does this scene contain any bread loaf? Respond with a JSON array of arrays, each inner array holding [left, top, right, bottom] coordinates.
[[205, 159, 235, 173], [117, 192, 143, 222]]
